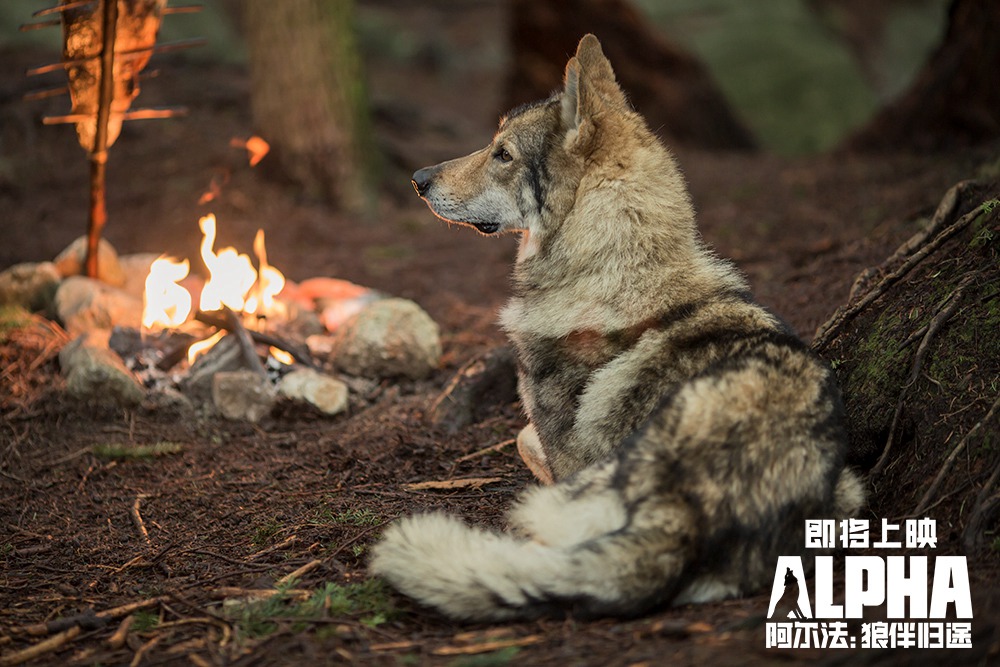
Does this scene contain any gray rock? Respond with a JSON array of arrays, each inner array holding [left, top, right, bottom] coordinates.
[[0, 262, 61, 311], [53, 236, 126, 287], [212, 369, 276, 422], [277, 368, 349, 415], [55, 276, 143, 335], [330, 298, 441, 379], [59, 331, 144, 406]]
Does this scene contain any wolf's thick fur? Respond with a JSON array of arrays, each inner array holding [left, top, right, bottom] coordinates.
[[371, 35, 864, 621]]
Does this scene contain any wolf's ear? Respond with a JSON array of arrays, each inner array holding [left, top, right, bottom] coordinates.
[[561, 56, 596, 153], [561, 56, 582, 131], [575, 34, 628, 111]]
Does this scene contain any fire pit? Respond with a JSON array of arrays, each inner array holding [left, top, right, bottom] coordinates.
[[0, 213, 443, 422]]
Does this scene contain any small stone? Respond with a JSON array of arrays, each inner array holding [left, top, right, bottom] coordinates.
[[212, 369, 276, 422], [0, 262, 61, 311], [59, 331, 144, 406], [330, 298, 441, 380], [53, 236, 126, 287], [55, 276, 143, 335], [278, 368, 349, 415]]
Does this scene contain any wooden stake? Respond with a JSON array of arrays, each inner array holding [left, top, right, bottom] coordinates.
[[85, 0, 119, 279]]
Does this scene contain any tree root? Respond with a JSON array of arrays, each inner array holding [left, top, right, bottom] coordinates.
[[813, 180, 982, 350], [870, 272, 977, 477]]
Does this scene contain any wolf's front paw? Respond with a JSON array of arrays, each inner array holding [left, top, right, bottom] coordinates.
[[517, 423, 554, 485]]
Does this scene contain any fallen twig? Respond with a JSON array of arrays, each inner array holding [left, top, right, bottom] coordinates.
[[432, 634, 543, 656], [105, 614, 133, 650], [0, 627, 81, 667], [276, 559, 322, 587], [130, 493, 151, 545], [10, 595, 168, 637], [404, 477, 503, 491], [129, 635, 160, 667], [212, 587, 311, 601], [248, 534, 297, 561], [455, 438, 516, 463]]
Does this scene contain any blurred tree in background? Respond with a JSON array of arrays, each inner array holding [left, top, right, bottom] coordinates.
[[843, 0, 1000, 151], [244, 0, 377, 214]]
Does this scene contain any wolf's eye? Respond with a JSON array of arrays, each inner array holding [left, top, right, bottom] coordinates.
[[495, 147, 513, 163]]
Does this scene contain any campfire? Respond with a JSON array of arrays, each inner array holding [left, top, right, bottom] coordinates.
[[0, 213, 443, 423], [138, 213, 292, 370], [2, 0, 444, 423]]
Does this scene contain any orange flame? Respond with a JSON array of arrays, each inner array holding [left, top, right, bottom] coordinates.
[[269, 346, 294, 365], [245, 229, 286, 317], [187, 329, 226, 366], [198, 214, 258, 313], [142, 256, 192, 329], [141, 214, 287, 365]]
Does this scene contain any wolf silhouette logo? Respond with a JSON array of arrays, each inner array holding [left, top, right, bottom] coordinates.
[[771, 568, 808, 620]]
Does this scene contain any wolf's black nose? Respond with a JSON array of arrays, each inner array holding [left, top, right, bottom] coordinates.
[[411, 166, 436, 197]]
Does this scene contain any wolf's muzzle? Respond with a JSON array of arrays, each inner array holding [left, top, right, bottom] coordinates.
[[411, 166, 438, 197]]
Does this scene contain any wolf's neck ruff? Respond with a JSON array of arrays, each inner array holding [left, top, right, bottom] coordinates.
[[376, 34, 863, 623]]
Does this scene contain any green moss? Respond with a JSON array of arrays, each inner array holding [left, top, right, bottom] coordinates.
[[0, 304, 32, 343], [846, 310, 908, 404], [228, 579, 397, 641], [927, 295, 1000, 391]]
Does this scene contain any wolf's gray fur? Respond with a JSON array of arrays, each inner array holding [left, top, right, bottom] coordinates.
[[372, 34, 864, 621]]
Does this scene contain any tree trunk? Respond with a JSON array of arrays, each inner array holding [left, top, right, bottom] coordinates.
[[842, 0, 1000, 152], [244, 0, 377, 213], [506, 0, 756, 151]]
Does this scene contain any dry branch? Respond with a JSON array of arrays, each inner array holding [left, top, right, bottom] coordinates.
[[404, 477, 503, 491], [130, 493, 152, 545], [432, 635, 543, 656], [455, 439, 516, 463], [10, 595, 168, 637], [0, 627, 81, 667], [194, 309, 315, 369], [276, 559, 323, 587]]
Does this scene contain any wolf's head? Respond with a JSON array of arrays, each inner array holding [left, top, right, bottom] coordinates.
[[411, 35, 676, 253]]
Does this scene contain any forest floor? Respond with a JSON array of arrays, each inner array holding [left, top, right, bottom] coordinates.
[[2, 4, 999, 665]]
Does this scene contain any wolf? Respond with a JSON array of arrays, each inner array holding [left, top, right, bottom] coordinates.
[[370, 34, 863, 621]]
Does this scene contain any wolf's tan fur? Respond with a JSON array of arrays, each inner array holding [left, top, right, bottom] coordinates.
[[372, 35, 864, 622]]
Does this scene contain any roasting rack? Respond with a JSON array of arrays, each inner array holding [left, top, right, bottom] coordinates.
[[21, 1, 205, 278]]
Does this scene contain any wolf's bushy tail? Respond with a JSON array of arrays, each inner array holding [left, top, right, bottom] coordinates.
[[369, 469, 695, 621]]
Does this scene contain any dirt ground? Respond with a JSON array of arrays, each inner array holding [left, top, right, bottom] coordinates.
[[2, 3, 998, 665]]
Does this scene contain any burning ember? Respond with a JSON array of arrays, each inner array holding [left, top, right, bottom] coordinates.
[[142, 213, 286, 333]]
